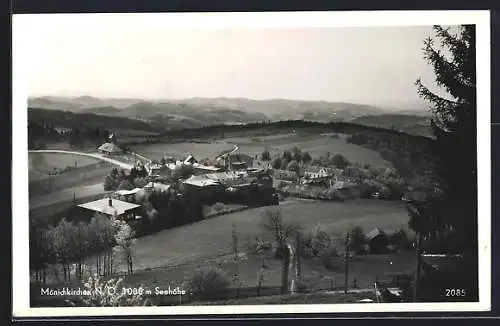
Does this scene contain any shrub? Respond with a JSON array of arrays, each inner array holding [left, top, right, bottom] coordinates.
[[133, 177, 148, 188], [287, 160, 300, 174], [331, 154, 350, 169], [301, 224, 331, 258], [184, 266, 230, 301], [118, 179, 134, 191], [261, 149, 271, 161], [301, 152, 312, 164], [348, 226, 366, 254], [104, 175, 115, 191], [246, 235, 273, 254], [212, 202, 226, 213], [321, 188, 346, 201]]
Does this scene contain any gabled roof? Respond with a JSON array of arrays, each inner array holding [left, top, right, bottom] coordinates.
[[98, 142, 122, 153], [78, 198, 140, 216], [365, 227, 386, 241], [115, 188, 142, 196], [192, 163, 222, 171], [183, 175, 220, 187], [184, 155, 197, 164]]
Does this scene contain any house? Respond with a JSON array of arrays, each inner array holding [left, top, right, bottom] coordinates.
[[77, 197, 142, 222], [98, 142, 123, 156], [271, 169, 298, 181], [144, 182, 171, 195], [204, 171, 248, 186], [184, 154, 198, 165], [365, 228, 389, 254], [230, 161, 248, 170], [149, 163, 172, 178], [182, 175, 223, 198], [114, 188, 143, 202], [183, 175, 221, 188], [304, 166, 343, 180], [192, 163, 223, 175]]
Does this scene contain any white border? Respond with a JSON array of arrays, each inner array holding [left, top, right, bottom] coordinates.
[[12, 10, 491, 317]]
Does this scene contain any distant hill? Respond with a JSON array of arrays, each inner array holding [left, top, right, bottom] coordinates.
[[28, 96, 432, 136], [80, 106, 123, 115], [28, 108, 165, 133], [175, 97, 388, 121], [350, 114, 432, 137], [28, 96, 143, 111]]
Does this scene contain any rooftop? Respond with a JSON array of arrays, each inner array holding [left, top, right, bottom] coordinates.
[[365, 227, 386, 241], [115, 188, 142, 196], [184, 155, 198, 164], [193, 163, 222, 171], [98, 142, 122, 153], [183, 175, 220, 187], [145, 182, 171, 192], [78, 198, 141, 216]]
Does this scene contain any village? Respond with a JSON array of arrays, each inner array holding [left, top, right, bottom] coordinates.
[[73, 133, 413, 261]]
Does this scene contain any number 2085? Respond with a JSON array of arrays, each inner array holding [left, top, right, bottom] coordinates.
[[445, 289, 466, 297]]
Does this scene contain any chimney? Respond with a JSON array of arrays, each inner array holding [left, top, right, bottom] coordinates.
[[108, 197, 113, 207]]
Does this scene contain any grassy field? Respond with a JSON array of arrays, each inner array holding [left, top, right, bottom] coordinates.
[[29, 152, 102, 177], [29, 163, 111, 198], [130, 141, 233, 161], [32, 198, 415, 306], [69, 199, 411, 275], [131, 132, 391, 168]]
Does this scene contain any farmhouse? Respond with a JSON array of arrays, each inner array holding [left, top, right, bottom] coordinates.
[[77, 197, 142, 222], [98, 142, 123, 156], [365, 228, 389, 254]]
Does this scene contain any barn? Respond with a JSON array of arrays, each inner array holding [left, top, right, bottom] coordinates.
[[365, 228, 389, 254]]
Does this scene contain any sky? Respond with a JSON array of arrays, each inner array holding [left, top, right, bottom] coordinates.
[[16, 13, 456, 109]]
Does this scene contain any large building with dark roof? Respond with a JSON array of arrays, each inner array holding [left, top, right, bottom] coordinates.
[[77, 197, 142, 222]]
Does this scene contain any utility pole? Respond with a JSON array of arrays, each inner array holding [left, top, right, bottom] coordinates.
[[344, 232, 350, 294]]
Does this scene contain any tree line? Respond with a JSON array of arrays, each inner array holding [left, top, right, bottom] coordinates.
[[30, 213, 136, 285]]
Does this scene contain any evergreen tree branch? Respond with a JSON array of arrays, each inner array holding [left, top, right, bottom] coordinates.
[[421, 37, 475, 102]]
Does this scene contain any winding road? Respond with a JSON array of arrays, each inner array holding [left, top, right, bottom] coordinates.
[[29, 150, 139, 214], [215, 144, 239, 164], [29, 146, 236, 214], [28, 150, 135, 170]]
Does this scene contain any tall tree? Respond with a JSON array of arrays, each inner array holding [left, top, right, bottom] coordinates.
[[415, 25, 477, 298]]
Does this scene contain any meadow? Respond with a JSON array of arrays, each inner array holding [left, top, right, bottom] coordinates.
[[125, 198, 411, 270], [33, 198, 415, 306], [28, 153, 113, 200], [29, 152, 102, 176], [130, 132, 391, 168]]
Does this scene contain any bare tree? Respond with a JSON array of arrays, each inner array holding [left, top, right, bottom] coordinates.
[[113, 219, 136, 275], [259, 208, 300, 294]]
